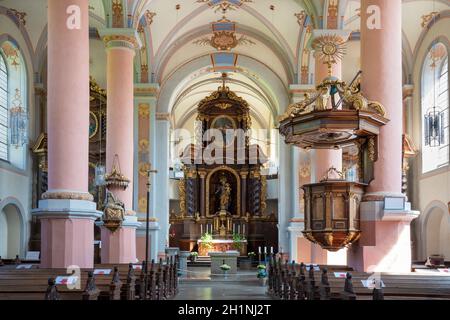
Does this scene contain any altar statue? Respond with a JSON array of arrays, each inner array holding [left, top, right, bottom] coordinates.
[[216, 175, 231, 211], [102, 189, 125, 231]]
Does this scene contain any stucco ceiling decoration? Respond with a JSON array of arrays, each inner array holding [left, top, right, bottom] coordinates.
[[193, 16, 255, 51], [196, 0, 254, 14]]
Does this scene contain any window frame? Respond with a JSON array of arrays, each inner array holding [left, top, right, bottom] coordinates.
[[0, 52, 8, 162], [421, 43, 450, 175]]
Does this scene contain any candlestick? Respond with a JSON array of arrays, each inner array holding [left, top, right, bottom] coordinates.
[[237, 225, 240, 235], [200, 224, 203, 235]]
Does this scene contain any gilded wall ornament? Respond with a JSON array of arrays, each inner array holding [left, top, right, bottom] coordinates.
[[193, 17, 255, 51], [312, 34, 347, 74], [197, 0, 253, 14], [144, 11, 157, 26], [112, 0, 124, 28], [6, 9, 27, 26], [421, 12, 439, 28], [138, 197, 147, 213], [139, 139, 149, 153], [139, 162, 151, 177], [138, 103, 150, 118]]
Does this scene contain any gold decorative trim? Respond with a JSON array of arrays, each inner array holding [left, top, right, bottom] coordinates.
[[42, 191, 94, 202], [138, 103, 150, 118], [103, 35, 139, 49]]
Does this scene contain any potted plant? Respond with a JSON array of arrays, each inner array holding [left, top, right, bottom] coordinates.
[[220, 261, 231, 278], [248, 252, 256, 261], [257, 264, 267, 286], [190, 252, 198, 262]]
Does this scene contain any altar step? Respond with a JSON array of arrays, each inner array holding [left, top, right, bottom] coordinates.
[[188, 256, 211, 267]]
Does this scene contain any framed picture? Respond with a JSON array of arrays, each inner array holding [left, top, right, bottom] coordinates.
[[89, 111, 99, 139]]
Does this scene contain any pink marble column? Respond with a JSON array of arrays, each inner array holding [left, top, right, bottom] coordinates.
[[99, 31, 139, 264], [36, 0, 100, 269], [106, 45, 135, 210], [347, 0, 415, 273], [47, 0, 89, 194], [362, 0, 403, 196]]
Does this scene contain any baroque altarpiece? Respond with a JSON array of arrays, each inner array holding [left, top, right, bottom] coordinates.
[[169, 76, 278, 255]]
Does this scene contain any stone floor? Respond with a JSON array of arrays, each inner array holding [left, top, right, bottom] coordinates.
[[175, 267, 273, 300]]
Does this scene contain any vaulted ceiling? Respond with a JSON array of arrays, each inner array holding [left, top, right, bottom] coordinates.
[[0, 0, 448, 130]]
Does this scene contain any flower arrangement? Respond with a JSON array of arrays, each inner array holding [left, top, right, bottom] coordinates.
[[232, 233, 243, 251], [220, 264, 231, 271], [257, 264, 267, 278], [190, 252, 199, 262], [200, 233, 214, 249]]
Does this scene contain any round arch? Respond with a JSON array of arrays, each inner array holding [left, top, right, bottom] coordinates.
[[0, 197, 28, 259], [417, 200, 450, 261]]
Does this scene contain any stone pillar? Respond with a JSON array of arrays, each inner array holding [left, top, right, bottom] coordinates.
[[152, 113, 171, 257], [135, 84, 160, 262], [98, 29, 141, 264], [32, 0, 101, 269], [347, 0, 418, 272]]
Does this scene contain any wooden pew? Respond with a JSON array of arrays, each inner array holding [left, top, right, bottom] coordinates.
[[267, 260, 450, 300], [0, 257, 180, 301]]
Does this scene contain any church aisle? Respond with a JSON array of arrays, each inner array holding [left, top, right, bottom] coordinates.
[[175, 267, 273, 300]]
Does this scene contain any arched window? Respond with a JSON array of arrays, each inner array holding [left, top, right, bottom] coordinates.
[[0, 41, 28, 169], [422, 42, 449, 173], [0, 54, 7, 161]]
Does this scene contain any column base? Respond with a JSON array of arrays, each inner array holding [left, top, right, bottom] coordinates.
[[32, 199, 102, 269], [347, 200, 419, 273], [136, 221, 160, 262], [98, 216, 141, 264], [287, 221, 304, 263]]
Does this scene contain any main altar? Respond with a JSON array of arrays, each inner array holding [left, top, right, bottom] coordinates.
[[169, 74, 278, 255]]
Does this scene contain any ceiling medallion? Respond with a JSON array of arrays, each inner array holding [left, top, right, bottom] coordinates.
[[193, 17, 255, 51], [197, 0, 253, 14]]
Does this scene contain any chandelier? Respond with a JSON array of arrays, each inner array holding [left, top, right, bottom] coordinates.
[[9, 88, 28, 147]]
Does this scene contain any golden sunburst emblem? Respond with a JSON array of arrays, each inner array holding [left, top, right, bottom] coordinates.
[[312, 34, 347, 73]]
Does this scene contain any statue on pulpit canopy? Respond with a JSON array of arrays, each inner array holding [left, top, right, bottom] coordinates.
[[216, 175, 231, 212]]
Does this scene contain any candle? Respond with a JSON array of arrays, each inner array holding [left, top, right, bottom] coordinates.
[[270, 246, 273, 254], [200, 224, 203, 235], [258, 246, 261, 254], [264, 247, 267, 254], [243, 224, 245, 235], [237, 225, 240, 235]]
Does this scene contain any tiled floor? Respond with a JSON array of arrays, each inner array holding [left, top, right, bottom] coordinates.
[[175, 267, 273, 300]]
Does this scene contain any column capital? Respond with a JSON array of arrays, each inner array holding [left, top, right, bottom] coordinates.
[[403, 84, 414, 100], [156, 113, 171, 122], [311, 29, 351, 43], [99, 28, 141, 50], [134, 83, 160, 98]]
